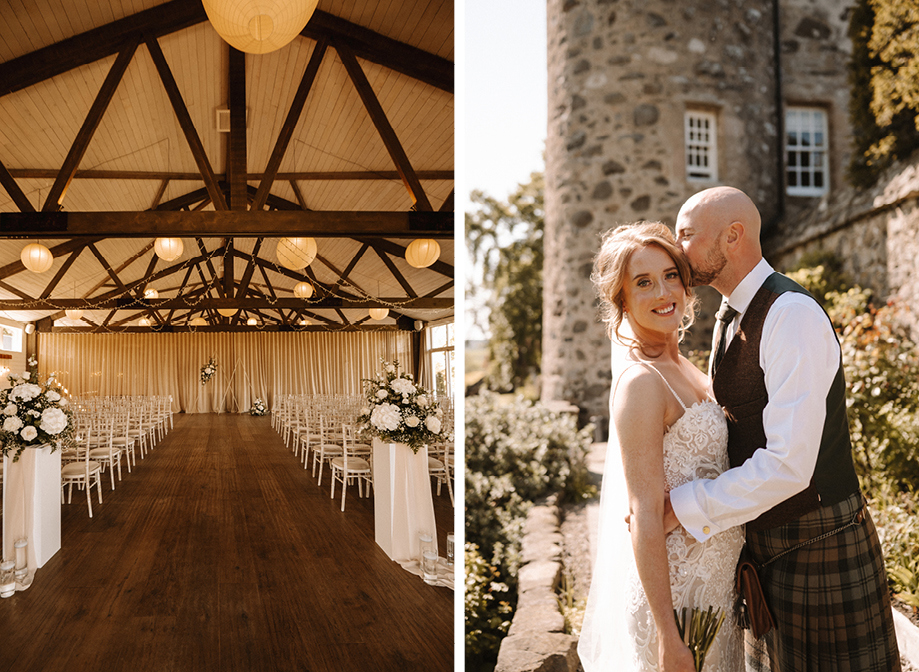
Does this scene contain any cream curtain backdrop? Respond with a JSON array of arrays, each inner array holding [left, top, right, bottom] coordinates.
[[38, 331, 413, 413]]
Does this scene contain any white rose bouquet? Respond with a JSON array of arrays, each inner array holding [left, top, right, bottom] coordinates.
[[249, 398, 268, 416], [358, 358, 445, 453], [200, 356, 218, 385], [0, 357, 74, 462]]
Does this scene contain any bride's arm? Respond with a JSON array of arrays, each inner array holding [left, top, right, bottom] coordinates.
[[615, 369, 695, 672]]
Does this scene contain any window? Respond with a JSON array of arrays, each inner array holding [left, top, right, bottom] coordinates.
[[0, 325, 22, 352], [685, 110, 718, 181], [426, 322, 454, 402], [786, 108, 829, 196]]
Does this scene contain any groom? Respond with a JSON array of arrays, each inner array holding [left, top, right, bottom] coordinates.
[[665, 186, 901, 671]]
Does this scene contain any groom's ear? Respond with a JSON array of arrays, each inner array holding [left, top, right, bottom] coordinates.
[[725, 221, 744, 247]]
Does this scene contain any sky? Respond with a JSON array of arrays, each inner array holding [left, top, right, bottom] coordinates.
[[460, 0, 548, 340]]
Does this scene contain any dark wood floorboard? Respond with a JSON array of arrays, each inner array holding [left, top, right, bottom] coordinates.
[[0, 414, 454, 672]]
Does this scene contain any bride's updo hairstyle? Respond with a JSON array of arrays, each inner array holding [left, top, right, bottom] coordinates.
[[592, 220, 697, 344]]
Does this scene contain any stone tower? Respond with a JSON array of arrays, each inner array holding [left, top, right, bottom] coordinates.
[[542, 0, 857, 422]]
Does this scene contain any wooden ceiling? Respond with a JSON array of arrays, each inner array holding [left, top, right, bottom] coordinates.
[[0, 0, 454, 333]]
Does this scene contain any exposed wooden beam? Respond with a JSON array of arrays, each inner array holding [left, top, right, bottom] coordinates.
[[50, 323, 405, 334], [223, 238, 235, 297], [333, 243, 370, 290], [0, 0, 206, 98], [146, 37, 227, 211], [0, 297, 452, 310], [439, 190, 454, 212], [303, 10, 453, 93], [43, 40, 139, 212], [9, 169, 453, 182], [336, 44, 433, 212], [0, 159, 36, 212], [0, 237, 103, 281], [40, 245, 87, 299], [252, 41, 327, 212], [353, 236, 453, 278], [371, 246, 417, 298], [227, 48, 248, 211], [234, 238, 264, 300], [196, 239, 227, 299], [88, 243, 130, 295], [0, 210, 453, 238], [150, 179, 170, 209], [289, 180, 308, 210]]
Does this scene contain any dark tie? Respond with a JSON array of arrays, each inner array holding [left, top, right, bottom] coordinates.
[[711, 301, 739, 377]]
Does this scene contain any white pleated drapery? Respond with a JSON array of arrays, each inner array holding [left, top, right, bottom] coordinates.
[[38, 331, 413, 413]]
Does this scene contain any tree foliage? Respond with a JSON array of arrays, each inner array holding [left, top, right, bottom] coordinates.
[[848, 0, 919, 186], [465, 172, 544, 392]]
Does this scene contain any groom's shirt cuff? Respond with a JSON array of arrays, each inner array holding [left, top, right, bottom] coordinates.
[[671, 482, 719, 542]]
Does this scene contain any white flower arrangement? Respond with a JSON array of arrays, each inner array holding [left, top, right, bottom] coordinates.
[[200, 356, 218, 385], [0, 358, 73, 462], [249, 398, 268, 416], [358, 358, 445, 453]]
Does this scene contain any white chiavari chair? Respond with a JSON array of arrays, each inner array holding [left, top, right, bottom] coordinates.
[[61, 425, 104, 517], [330, 423, 373, 511]]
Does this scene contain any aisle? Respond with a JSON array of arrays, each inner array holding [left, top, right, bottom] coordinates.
[[0, 413, 454, 672]]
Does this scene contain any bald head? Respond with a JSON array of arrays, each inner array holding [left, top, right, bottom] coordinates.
[[675, 187, 764, 295]]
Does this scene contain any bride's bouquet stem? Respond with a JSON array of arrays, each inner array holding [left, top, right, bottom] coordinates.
[[673, 606, 726, 671]]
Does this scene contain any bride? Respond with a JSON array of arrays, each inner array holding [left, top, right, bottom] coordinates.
[[578, 221, 744, 672]]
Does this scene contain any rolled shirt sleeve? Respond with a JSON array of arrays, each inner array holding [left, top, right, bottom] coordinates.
[[671, 292, 841, 542]]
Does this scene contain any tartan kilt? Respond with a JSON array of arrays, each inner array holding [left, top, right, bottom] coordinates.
[[743, 492, 901, 672]]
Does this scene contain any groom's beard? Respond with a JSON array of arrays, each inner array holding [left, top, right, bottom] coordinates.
[[689, 246, 728, 287]]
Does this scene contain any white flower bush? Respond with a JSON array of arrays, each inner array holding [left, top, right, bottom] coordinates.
[[358, 358, 448, 453], [0, 358, 74, 462], [249, 398, 268, 416]]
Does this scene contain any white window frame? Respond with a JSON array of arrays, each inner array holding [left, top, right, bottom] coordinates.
[[0, 324, 22, 353], [425, 322, 454, 403], [786, 107, 829, 197], [685, 110, 718, 181]]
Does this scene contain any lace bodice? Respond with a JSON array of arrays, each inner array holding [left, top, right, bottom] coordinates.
[[625, 395, 745, 671]]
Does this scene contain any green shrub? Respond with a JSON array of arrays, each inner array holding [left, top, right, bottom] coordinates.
[[464, 543, 513, 665], [464, 392, 595, 666]]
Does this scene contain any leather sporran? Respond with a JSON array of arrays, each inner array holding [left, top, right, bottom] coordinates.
[[735, 550, 775, 639]]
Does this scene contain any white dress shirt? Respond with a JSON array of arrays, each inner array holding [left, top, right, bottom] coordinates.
[[671, 258, 842, 542]]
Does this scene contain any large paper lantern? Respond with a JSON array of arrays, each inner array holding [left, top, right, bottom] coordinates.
[[247, 317, 258, 326], [21, 243, 53, 273], [276, 237, 317, 270], [144, 289, 159, 300], [298, 317, 311, 326], [138, 317, 151, 327], [368, 308, 389, 320], [190, 317, 208, 326], [217, 308, 239, 317], [65, 309, 83, 320], [293, 281, 313, 298], [203, 0, 319, 54], [405, 239, 441, 268], [154, 237, 184, 262]]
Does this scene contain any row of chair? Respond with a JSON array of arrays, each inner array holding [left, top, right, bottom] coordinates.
[[61, 395, 174, 517]]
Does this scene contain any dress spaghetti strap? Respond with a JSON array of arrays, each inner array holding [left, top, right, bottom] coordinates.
[[620, 361, 689, 410]]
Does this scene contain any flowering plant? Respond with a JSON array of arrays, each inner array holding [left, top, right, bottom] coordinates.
[[200, 356, 217, 385], [358, 358, 445, 453], [250, 398, 268, 416], [0, 356, 74, 462]]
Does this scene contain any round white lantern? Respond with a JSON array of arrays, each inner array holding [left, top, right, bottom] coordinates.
[[293, 281, 314, 299], [276, 237, 317, 271], [298, 317, 311, 326], [138, 317, 151, 327], [144, 289, 159, 300], [154, 237, 184, 262], [202, 0, 319, 54], [21, 243, 53, 273], [65, 309, 83, 320], [405, 239, 441, 268], [217, 308, 238, 317], [190, 317, 207, 326], [247, 317, 258, 326], [368, 308, 389, 320]]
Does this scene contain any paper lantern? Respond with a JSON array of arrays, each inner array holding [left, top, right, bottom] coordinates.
[[368, 308, 389, 320], [276, 237, 317, 270], [21, 243, 53, 273], [65, 309, 83, 320], [190, 317, 208, 326], [298, 317, 311, 326], [144, 289, 159, 300], [247, 317, 258, 326], [203, 0, 318, 54], [138, 317, 151, 327], [154, 237, 184, 262], [293, 281, 313, 298], [405, 239, 441, 268], [217, 308, 239, 317]]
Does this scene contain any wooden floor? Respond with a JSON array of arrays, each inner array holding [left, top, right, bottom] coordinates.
[[0, 414, 454, 672]]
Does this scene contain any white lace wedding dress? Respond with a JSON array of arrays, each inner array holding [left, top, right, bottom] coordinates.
[[624, 374, 745, 671]]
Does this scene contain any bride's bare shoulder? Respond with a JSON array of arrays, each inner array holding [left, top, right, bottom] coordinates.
[[613, 363, 666, 412]]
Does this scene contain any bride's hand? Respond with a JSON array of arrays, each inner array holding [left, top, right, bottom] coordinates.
[[659, 632, 696, 672], [625, 495, 681, 534]]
